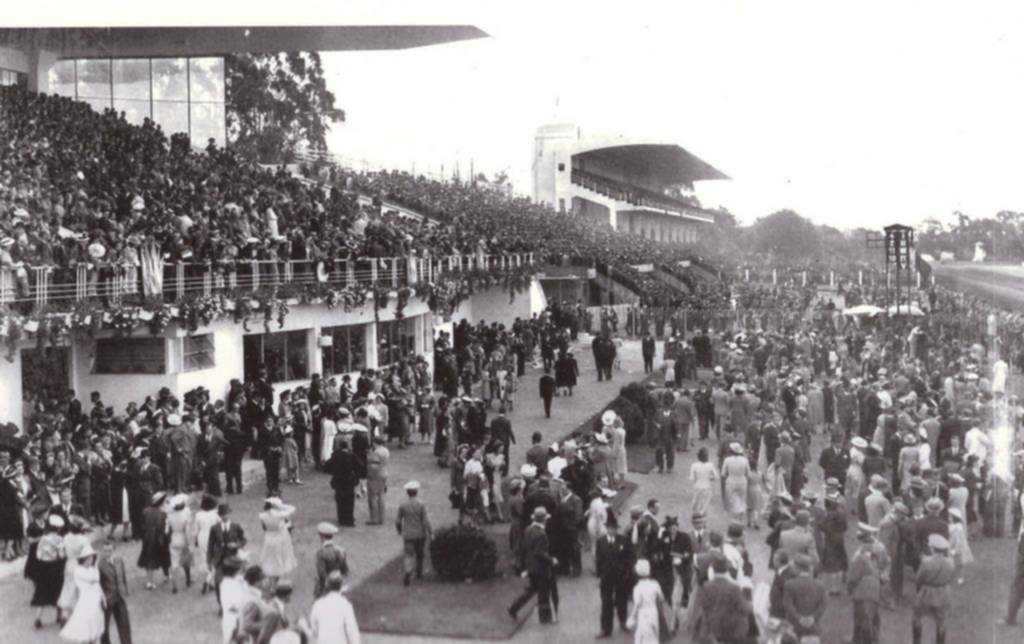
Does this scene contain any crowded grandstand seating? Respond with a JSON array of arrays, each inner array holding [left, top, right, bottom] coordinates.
[[0, 85, 721, 309], [570, 168, 702, 212]]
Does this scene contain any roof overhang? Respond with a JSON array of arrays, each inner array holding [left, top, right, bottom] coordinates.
[[0, 26, 488, 59], [572, 141, 729, 187], [618, 207, 715, 224]]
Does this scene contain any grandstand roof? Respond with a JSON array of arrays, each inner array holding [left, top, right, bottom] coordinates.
[[0, 26, 488, 58], [573, 141, 729, 187]]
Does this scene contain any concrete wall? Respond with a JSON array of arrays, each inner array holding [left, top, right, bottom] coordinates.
[[450, 278, 546, 328], [0, 47, 30, 73]]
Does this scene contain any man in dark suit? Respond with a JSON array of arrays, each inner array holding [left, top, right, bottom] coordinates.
[[509, 507, 559, 624], [257, 580, 295, 644], [98, 539, 132, 644], [207, 503, 246, 606], [783, 554, 828, 639], [641, 331, 656, 374], [328, 439, 359, 527], [50, 487, 85, 533], [539, 369, 556, 418], [691, 556, 751, 643], [595, 516, 635, 637]]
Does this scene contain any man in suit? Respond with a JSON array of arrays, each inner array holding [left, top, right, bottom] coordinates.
[[551, 486, 584, 576], [913, 497, 950, 568], [779, 509, 820, 571], [641, 331, 656, 374], [509, 507, 559, 624], [913, 535, 955, 644], [690, 556, 752, 643], [525, 432, 549, 472], [207, 503, 246, 607], [165, 413, 194, 494], [595, 516, 635, 637], [396, 480, 432, 586], [653, 402, 678, 474], [633, 499, 661, 559], [313, 522, 349, 598], [98, 539, 132, 644], [50, 487, 85, 533], [539, 368, 556, 418], [256, 580, 295, 644], [327, 438, 358, 527], [783, 553, 828, 639]]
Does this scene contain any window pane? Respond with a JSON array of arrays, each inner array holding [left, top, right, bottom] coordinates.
[[113, 99, 150, 126], [76, 59, 111, 100], [243, 335, 262, 382], [349, 325, 366, 372], [286, 330, 308, 381], [263, 333, 287, 382], [190, 101, 225, 149], [48, 60, 76, 97], [153, 100, 189, 137], [151, 58, 187, 100], [189, 57, 224, 102], [112, 59, 150, 101]]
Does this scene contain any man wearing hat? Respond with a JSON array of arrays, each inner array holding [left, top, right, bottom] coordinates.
[[510, 506, 559, 624], [165, 413, 194, 494], [914, 497, 950, 568], [912, 534, 955, 644], [396, 481, 432, 586], [309, 569, 361, 644], [595, 514, 635, 637], [779, 510, 820, 572], [847, 523, 887, 644], [539, 367, 556, 418], [328, 437, 359, 528], [864, 475, 892, 528], [819, 432, 850, 491], [207, 503, 246, 607], [313, 522, 348, 599]]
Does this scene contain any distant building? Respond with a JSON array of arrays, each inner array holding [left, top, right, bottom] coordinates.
[[532, 123, 728, 244]]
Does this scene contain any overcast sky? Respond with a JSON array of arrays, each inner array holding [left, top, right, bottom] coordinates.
[[19, 1, 1024, 229]]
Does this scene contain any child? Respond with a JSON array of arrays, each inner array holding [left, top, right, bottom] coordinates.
[[282, 424, 301, 485]]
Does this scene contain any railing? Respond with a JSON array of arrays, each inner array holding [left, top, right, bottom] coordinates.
[[570, 168, 705, 215], [0, 253, 536, 308]]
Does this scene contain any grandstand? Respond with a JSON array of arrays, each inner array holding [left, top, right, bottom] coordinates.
[[532, 123, 729, 243]]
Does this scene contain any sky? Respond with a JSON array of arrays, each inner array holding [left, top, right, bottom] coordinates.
[[16, 1, 1024, 229]]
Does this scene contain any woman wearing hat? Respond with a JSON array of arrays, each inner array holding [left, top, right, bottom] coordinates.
[[721, 442, 751, 525], [259, 496, 298, 586], [137, 492, 170, 590], [820, 494, 849, 596], [167, 493, 194, 594], [947, 507, 972, 586], [31, 514, 67, 627], [59, 543, 104, 643], [193, 494, 221, 595], [626, 559, 667, 644], [58, 516, 92, 623]]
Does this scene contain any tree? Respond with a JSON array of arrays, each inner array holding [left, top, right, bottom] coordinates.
[[747, 210, 821, 261], [225, 52, 345, 164]]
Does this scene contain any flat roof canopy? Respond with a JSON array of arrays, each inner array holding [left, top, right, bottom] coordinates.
[[0, 26, 487, 58], [574, 143, 729, 187]]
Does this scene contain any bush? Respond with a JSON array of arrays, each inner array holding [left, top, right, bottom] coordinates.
[[599, 396, 647, 444], [429, 524, 499, 581]]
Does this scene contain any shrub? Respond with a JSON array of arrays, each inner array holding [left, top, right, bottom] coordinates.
[[429, 524, 499, 581], [599, 396, 647, 444]]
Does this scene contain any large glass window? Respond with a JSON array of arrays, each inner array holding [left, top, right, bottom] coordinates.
[[182, 334, 215, 372], [76, 59, 111, 103], [243, 330, 309, 383], [51, 57, 224, 148], [321, 325, 366, 376], [0, 68, 28, 88], [377, 319, 416, 367]]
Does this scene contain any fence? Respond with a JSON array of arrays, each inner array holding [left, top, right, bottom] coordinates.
[[0, 253, 535, 308]]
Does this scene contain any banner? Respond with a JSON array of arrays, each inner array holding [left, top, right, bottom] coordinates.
[[140, 242, 164, 297]]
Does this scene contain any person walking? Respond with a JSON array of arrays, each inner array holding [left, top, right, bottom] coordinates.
[[783, 553, 827, 640], [396, 481, 431, 586], [136, 492, 169, 591], [60, 544, 105, 644], [313, 522, 348, 599], [259, 497, 298, 587], [31, 515, 67, 628], [166, 494, 193, 594], [328, 440, 358, 528], [308, 570, 361, 644], [193, 495, 220, 595], [626, 559, 665, 644], [97, 539, 132, 644], [721, 442, 751, 525], [539, 369, 556, 419], [509, 507, 559, 624], [913, 534, 955, 644], [847, 523, 886, 644], [595, 514, 634, 637], [365, 437, 389, 525], [641, 331, 656, 374], [206, 503, 246, 607], [688, 448, 718, 518]]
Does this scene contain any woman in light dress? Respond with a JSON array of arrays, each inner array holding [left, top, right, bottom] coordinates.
[[845, 445, 866, 511], [806, 382, 825, 432], [59, 544, 104, 643], [688, 447, 718, 517], [585, 490, 610, 570], [58, 518, 91, 623], [218, 557, 247, 644], [259, 497, 298, 585], [721, 442, 751, 524], [166, 494, 194, 593], [612, 418, 628, 487], [626, 559, 665, 644], [194, 494, 221, 594], [948, 507, 973, 585]]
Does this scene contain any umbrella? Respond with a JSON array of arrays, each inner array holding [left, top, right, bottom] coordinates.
[[886, 304, 925, 316], [843, 304, 884, 317]]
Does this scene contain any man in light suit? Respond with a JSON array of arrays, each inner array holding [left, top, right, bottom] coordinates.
[[779, 509, 820, 571], [396, 480, 432, 586]]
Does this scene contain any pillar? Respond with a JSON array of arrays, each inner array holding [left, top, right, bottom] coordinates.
[[802, 271, 807, 287], [772, 268, 777, 285], [859, 270, 863, 286], [26, 48, 59, 94]]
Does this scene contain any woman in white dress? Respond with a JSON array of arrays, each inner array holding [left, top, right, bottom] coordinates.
[[194, 495, 221, 594], [59, 544, 104, 643], [218, 557, 247, 644], [948, 508, 973, 585], [612, 419, 628, 487], [721, 443, 751, 524], [626, 559, 664, 644], [58, 518, 91, 623], [689, 447, 718, 517], [585, 491, 609, 568], [166, 494, 194, 593], [259, 497, 298, 584]]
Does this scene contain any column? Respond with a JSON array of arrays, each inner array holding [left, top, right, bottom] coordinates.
[[772, 268, 777, 285], [365, 321, 379, 369]]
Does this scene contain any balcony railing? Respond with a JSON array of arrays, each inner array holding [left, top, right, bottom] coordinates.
[[0, 253, 536, 308]]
